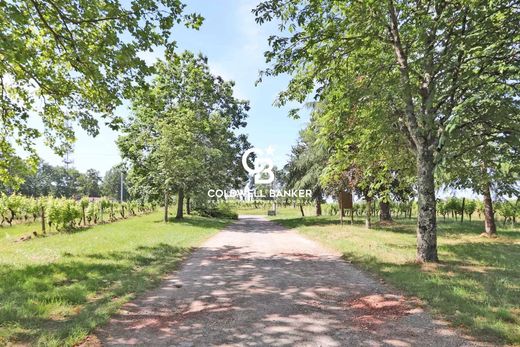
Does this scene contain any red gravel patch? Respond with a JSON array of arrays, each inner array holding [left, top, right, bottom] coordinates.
[[344, 294, 412, 330], [280, 252, 318, 259]]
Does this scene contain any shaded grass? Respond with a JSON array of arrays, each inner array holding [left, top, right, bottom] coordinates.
[[0, 212, 227, 346], [272, 213, 520, 345]]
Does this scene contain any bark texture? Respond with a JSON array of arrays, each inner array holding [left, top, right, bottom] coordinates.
[[186, 197, 191, 215], [388, 0, 438, 262], [482, 182, 497, 236], [176, 189, 184, 219], [415, 148, 438, 262], [379, 201, 392, 221], [365, 198, 372, 229], [316, 199, 322, 216], [164, 191, 169, 222]]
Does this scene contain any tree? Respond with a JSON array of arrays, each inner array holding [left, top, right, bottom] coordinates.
[[78, 169, 102, 197], [18, 162, 56, 196], [285, 125, 327, 217], [119, 51, 249, 220], [16, 162, 105, 198], [311, 85, 415, 228], [0, 0, 203, 186], [102, 164, 129, 201], [438, 95, 520, 235], [254, 1, 519, 262], [49, 166, 83, 198], [17, 162, 80, 197]]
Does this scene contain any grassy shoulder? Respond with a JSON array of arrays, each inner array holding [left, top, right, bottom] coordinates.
[[1, 219, 43, 239], [271, 212, 520, 345], [0, 211, 229, 346]]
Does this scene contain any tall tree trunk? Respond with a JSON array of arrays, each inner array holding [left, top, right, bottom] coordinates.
[[339, 191, 348, 218], [164, 191, 169, 222], [299, 202, 305, 217], [186, 196, 191, 215], [339, 192, 344, 224], [365, 197, 372, 229], [379, 201, 392, 221], [388, 0, 437, 261], [416, 147, 438, 262], [176, 189, 184, 219], [482, 181, 497, 236], [315, 188, 322, 216]]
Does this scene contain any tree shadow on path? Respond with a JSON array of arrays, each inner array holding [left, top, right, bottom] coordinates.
[[94, 242, 474, 347]]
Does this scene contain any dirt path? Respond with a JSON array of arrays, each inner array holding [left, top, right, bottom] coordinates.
[[94, 216, 478, 346]]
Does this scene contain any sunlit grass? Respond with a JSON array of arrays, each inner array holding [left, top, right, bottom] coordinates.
[[272, 212, 520, 345], [0, 211, 228, 346], [0, 219, 44, 240]]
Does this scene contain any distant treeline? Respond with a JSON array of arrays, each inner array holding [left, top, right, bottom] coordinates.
[[2, 162, 129, 201]]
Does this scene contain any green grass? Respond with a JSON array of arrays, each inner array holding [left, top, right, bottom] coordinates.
[[0, 211, 228, 346], [0, 220, 43, 239], [272, 212, 520, 345]]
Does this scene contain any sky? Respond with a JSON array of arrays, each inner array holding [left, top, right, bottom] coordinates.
[[31, 0, 309, 176]]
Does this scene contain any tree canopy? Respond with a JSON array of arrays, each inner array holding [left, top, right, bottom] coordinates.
[[254, 0, 520, 261], [0, 0, 203, 188], [118, 51, 250, 219]]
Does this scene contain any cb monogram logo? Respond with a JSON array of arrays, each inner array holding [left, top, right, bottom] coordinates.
[[241, 147, 275, 184]]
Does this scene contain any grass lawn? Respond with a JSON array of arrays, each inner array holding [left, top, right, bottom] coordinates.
[[1, 220, 43, 240], [0, 211, 228, 346], [272, 212, 520, 345]]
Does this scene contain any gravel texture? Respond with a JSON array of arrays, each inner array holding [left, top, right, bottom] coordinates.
[[92, 215, 484, 347]]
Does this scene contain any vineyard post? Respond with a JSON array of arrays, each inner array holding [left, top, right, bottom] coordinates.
[[41, 206, 46, 233]]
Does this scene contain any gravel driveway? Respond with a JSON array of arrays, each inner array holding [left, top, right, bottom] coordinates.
[[93, 215, 480, 346]]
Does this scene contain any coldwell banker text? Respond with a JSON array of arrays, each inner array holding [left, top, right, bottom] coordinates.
[[207, 146, 312, 199], [207, 189, 312, 199]]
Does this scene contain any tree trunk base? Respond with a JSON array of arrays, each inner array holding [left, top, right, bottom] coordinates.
[[379, 201, 392, 221]]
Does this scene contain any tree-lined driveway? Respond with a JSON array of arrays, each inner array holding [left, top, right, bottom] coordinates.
[[94, 216, 477, 346]]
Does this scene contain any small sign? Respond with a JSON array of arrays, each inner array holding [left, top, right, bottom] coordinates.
[[339, 191, 353, 209]]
